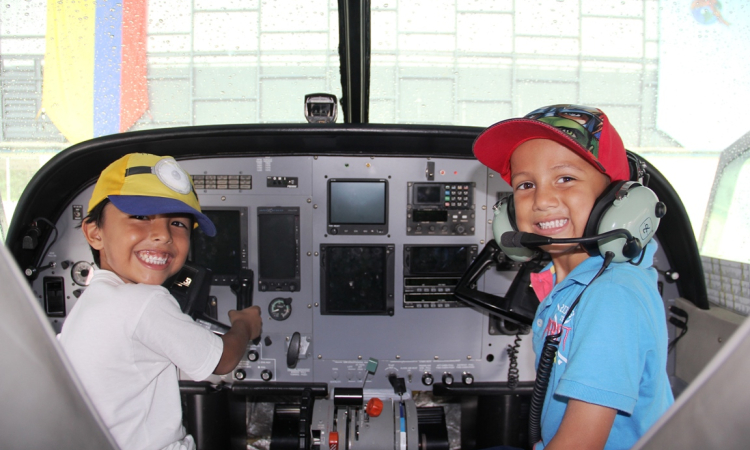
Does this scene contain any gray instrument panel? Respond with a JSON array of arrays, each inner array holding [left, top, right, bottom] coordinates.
[[34, 155, 537, 391]]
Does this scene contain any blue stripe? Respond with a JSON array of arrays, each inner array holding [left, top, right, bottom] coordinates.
[[93, 0, 122, 137]]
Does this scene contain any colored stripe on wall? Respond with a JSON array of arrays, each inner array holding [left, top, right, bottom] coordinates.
[[120, 0, 148, 133], [42, 0, 148, 144], [42, 0, 97, 144], [93, 0, 123, 137]]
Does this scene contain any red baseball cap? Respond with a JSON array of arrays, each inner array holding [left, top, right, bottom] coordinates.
[[473, 104, 630, 185]]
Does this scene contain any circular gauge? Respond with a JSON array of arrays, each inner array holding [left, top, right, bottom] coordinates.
[[268, 297, 292, 321], [71, 261, 95, 286]]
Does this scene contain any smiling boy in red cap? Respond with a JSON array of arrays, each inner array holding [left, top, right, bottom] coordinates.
[[474, 105, 673, 450]]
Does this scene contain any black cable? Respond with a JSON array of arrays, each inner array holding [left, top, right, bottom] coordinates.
[[667, 325, 687, 353], [528, 251, 615, 448], [506, 333, 522, 390], [628, 241, 649, 266], [31, 217, 59, 271], [667, 307, 689, 353]]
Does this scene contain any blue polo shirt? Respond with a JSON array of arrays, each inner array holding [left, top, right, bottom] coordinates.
[[531, 242, 674, 450]]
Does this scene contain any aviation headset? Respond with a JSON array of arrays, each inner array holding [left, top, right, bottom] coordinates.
[[493, 153, 667, 263]]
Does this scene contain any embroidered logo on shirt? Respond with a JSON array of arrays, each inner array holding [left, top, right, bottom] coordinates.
[[544, 303, 575, 353]]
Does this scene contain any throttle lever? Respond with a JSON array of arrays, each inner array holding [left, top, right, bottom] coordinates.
[[231, 268, 260, 345], [231, 268, 254, 310]]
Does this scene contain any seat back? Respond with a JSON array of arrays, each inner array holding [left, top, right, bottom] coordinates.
[[632, 313, 750, 449], [0, 244, 119, 450]]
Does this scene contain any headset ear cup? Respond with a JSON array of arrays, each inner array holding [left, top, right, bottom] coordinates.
[[507, 194, 518, 231], [493, 196, 537, 263], [582, 181, 627, 257], [597, 184, 662, 263]]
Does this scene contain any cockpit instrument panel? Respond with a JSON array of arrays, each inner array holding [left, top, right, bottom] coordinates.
[[30, 154, 542, 392]]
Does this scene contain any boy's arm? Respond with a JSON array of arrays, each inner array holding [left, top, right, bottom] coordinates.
[[542, 399, 617, 450], [214, 306, 262, 375]]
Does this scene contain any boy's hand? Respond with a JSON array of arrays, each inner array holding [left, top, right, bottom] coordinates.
[[227, 305, 262, 341], [214, 306, 263, 375]]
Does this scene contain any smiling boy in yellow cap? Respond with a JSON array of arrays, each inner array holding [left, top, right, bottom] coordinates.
[[59, 153, 262, 450]]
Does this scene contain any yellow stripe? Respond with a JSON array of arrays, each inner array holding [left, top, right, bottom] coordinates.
[[42, 0, 97, 144]]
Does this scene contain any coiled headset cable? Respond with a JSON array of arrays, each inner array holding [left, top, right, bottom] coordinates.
[[528, 251, 615, 447], [506, 333, 523, 390]]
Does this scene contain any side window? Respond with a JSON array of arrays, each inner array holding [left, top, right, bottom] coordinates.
[[701, 134, 750, 262]]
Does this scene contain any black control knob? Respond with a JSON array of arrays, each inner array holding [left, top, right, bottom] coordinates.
[[287, 332, 301, 369], [454, 224, 466, 234], [442, 373, 454, 386], [329, 228, 338, 235], [247, 350, 259, 362], [261, 369, 273, 381], [655, 202, 667, 218], [234, 369, 246, 380], [462, 372, 474, 385], [422, 372, 434, 386]]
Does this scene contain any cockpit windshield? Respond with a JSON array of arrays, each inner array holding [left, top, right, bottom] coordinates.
[[1, 0, 749, 264]]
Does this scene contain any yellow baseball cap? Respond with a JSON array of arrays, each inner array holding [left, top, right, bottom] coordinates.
[[88, 153, 216, 236]]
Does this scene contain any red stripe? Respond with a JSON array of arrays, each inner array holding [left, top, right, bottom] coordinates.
[[120, 0, 148, 132]]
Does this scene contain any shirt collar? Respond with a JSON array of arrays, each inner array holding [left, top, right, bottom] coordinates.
[[530, 264, 555, 302], [91, 268, 126, 285], [528, 240, 658, 301]]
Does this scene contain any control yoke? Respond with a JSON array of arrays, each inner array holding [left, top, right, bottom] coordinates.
[[453, 239, 538, 327], [167, 262, 231, 335]]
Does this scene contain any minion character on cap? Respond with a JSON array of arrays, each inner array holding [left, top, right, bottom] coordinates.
[[88, 153, 216, 237]]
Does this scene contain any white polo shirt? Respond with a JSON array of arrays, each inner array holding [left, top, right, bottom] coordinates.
[[59, 270, 223, 450]]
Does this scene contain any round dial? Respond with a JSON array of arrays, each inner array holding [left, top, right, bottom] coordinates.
[[71, 261, 95, 286], [268, 297, 292, 321]]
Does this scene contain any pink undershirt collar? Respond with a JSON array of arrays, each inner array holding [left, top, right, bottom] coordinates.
[[530, 265, 555, 302]]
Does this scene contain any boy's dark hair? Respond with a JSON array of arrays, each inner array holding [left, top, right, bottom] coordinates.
[[82, 199, 110, 267]]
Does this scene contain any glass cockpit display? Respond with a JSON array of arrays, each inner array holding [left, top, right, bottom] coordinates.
[[327, 179, 388, 235], [189, 208, 248, 285], [257, 207, 301, 292], [320, 244, 395, 315], [403, 245, 478, 309]]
